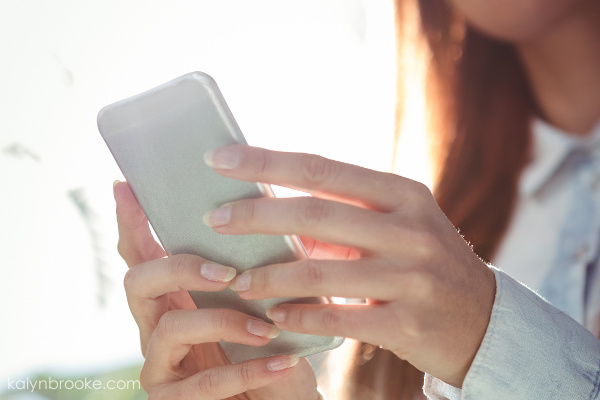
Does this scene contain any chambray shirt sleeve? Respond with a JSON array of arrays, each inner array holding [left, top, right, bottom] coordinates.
[[423, 267, 600, 400]]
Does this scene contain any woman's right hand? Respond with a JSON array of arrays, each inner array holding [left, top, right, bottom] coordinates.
[[114, 181, 320, 400]]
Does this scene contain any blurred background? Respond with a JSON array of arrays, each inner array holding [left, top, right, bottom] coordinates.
[[0, 0, 429, 398]]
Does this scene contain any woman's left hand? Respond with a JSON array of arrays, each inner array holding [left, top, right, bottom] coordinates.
[[203, 145, 496, 388]]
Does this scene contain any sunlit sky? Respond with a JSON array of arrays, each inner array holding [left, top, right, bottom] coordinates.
[[0, 0, 429, 384]]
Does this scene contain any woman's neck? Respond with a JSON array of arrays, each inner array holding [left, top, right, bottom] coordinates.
[[517, 1, 600, 135]]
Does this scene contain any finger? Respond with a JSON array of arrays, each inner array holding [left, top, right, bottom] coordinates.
[[204, 197, 392, 253], [266, 303, 396, 348], [124, 254, 237, 336], [298, 236, 360, 260], [204, 145, 421, 212], [114, 181, 166, 267], [125, 254, 236, 300], [143, 309, 281, 384], [146, 355, 300, 400], [231, 258, 400, 301]]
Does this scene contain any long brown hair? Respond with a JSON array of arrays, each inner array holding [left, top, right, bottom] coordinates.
[[337, 0, 535, 398]]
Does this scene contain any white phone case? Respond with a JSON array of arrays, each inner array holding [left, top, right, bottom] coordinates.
[[97, 72, 344, 363]]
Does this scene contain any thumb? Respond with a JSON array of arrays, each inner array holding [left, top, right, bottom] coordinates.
[[114, 180, 165, 267]]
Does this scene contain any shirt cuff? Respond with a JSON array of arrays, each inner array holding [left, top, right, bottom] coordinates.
[[424, 267, 600, 400], [423, 373, 461, 400]]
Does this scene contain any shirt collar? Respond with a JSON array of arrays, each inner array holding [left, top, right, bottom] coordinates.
[[520, 118, 600, 197]]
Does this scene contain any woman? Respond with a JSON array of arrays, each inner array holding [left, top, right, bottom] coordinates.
[[113, 0, 600, 398]]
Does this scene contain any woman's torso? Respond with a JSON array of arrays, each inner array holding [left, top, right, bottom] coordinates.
[[494, 118, 600, 335]]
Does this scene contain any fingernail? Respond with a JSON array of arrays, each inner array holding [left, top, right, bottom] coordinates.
[[232, 273, 251, 292], [200, 263, 236, 282], [267, 355, 300, 372], [246, 319, 280, 339], [266, 307, 287, 323], [204, 148, 240, 170], [113, 180, 121, 194], [203, 206, 231, 227]]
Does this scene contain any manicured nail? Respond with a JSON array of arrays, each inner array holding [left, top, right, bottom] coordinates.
[[266, 307, 287, 323], [204, 148, 240, 170], [200, 263, 236, 282], [246, 319, 280, 339], [113, 180, 121, 194], [232, 273, 251, 292], [203, 206, 231, 227], [267, 355, 300, 372]]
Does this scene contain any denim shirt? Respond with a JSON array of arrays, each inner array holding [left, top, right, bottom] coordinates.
[[424, 119, 600, 399]]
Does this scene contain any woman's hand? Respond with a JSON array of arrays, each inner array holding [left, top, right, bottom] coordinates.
[[114, 182, 320, 400], [203, 145, 497, 388]]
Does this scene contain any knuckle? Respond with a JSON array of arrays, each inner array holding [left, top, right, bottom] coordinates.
[[197, 369, 221, 394], [116, 240, 127, 259], [123, 265, 140, 293], [411, 231, 442, 263], [117, 240, 139, 266], [167, 254, 194, 278], [393, 308, 422, 343], [414, 180, 433, 197], [255, 150, 272, 176], [287, 308, 305, 331], [383, 220, 414, 252], [238, 362, 257, 387], [300, 260, 324, 290], [319, 308, 341, 328], [403, 315, 424, 343], [298, 199, 330, 228], [154, 311, 179, 343], [301, 154, 337, 189], [236, 200, 257, 226], [385, 219, 407, 242], [139, 364, 153, 393], [210, 309, 232, 333], [287, 307, 339, 332], [385, 173, 407, 197], [251, 267, 272, 294], [410, 180, 433, 199], [405, 180, 434, 208], [405, 271, 437, 300]]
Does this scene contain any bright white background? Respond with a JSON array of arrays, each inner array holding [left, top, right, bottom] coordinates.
[[0, 0, 428, 386]]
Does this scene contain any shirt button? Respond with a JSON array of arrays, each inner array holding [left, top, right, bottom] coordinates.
[[573, 244, 590, 263]]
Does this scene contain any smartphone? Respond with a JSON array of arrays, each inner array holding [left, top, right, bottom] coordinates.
[[97, 72, 344, 363]]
